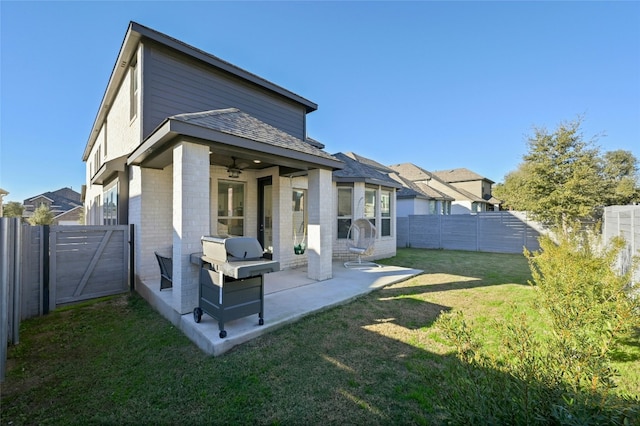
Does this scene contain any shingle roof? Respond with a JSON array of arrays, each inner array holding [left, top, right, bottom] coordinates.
[[23, 187, 82, 213], [432, 168, 494, 184], [389, 163, 433, 182], [343, 152, 395, 173], [389, 163, 485, 202], [332, 152, 401, 188], [390, 173, 453, 200], [170, 108, 339, 163]]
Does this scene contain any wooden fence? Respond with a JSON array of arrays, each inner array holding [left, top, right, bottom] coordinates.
[[397, 211, 545, 254], [1, 220, 131, 381]]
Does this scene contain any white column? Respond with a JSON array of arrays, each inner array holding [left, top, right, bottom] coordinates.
[[307, 168, 333, 280], [172, 142, 210, 314]]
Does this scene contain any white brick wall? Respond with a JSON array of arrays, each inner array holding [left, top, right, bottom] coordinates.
[[307, 168, 333, 280], [172, 142, 210, 314], [130, 165, 173, 283]]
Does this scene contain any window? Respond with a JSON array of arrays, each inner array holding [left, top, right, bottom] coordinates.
[[337, 186, 352, 239], [218, 181, 244, 236], [428, 200, 437, 215], [93, 194, 101, 225], [103, 183, 118, 225], [129, 61, 138, 120], [292, 189, 307, 247], [381, 189, 391, 237], [364, 188, 377, 227], [93, 146, 101, 174]]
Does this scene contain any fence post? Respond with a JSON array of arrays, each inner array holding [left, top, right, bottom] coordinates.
[[1, 218, 10, 382], [129, 223, 135, 292], [42, 225, 50, 315], [11, 218, 20, 344]]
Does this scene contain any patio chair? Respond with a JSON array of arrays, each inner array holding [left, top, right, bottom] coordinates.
[[344, 218, 381, 268], [155, 252, 173, 290]]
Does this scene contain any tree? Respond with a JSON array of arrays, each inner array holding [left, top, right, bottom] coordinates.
[[3, 201, 24, 219], [493, 163, 534, 211], [28, 204, 54, 225], [498, 118, 605, 226], [602, 149, 640, 206]]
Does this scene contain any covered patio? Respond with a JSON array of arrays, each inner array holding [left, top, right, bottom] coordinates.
[[137, 263, 422, 356]]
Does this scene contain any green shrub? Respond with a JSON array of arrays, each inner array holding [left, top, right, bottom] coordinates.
[[437, 224, 640, 425]]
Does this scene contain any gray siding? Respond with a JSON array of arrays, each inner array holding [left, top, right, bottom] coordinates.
[[142, 43, 307, 141]]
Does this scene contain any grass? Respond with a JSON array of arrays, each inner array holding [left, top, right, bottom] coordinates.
[[2, 248, 638, 425]]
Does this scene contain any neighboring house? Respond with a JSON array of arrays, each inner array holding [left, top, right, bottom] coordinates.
[[432, 168, 501, 211], [82, 22, 398, 317], [390, 163, 497, 214], [23, 187, 83, 225], [389, 173, 454, 217], [0, 188, 8, 217]]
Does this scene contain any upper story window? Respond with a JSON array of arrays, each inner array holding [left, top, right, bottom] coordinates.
[[337, 186, 352, 239], [218, 181, 244, 236], [93, 145, 102, 173], [129, 60, 138, 121]]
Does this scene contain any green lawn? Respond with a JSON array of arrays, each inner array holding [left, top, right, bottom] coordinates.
[[2, 248, 638, 425]]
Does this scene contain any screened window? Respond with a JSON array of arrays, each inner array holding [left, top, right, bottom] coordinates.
[[218, 181, 244, 236], [380, 189, 391, 237], [337, 186, 352, 239]]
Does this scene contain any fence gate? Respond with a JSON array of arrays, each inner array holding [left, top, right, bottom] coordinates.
[[49, 225, 129, 308]]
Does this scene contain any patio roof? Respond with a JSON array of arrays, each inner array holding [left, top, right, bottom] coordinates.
[[128, 108, 344, 172]]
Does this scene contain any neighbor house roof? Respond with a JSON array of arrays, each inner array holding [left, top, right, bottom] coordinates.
[[83, 21, 318, 161], [389, 173, 453, 200], [23, 187, 82, 214], [389, 163, 485, 203], [432, 168, 495, 184], [389, 163, 433, 182], [129, 108, 343, 171], [332, 152, 402, 188]]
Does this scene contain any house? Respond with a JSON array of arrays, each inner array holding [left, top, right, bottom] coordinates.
[[23, 187, 83, 225], [389, 173, 454, 217], [390, 164, 498, 214], [82, 22, 397, 317], [431, 168, 501, 211]]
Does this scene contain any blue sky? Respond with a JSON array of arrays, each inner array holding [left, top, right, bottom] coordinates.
[[1, 1, 639, 203]]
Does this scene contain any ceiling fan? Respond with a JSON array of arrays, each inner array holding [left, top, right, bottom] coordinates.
[[226, 156, 247, 178]]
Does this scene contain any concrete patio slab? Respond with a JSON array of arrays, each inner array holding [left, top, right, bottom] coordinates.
[[138, 262, 422, 356]]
